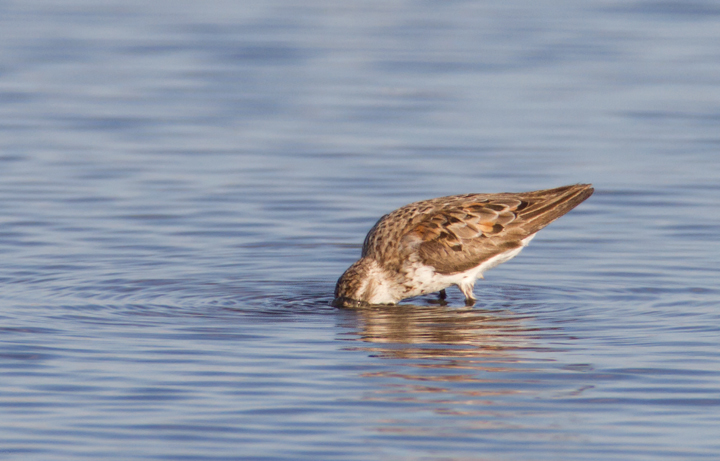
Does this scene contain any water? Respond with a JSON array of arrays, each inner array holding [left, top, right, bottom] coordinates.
[[1, 1, 719, 459]]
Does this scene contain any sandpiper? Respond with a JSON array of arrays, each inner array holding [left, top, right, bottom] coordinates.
[[333, 184, 593, 307]]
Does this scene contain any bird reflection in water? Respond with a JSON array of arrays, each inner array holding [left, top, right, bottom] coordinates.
[[337, 301, 556, 435], [340, 301, 536, 360]]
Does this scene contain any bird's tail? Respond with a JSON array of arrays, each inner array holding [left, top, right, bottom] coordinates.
[[515, 184, 594, 235]]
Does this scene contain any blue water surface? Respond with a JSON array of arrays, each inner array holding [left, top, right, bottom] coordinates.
[[0, 1, 719, 460]]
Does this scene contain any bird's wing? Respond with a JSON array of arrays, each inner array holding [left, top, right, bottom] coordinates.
[[400, 184, 593, 274]]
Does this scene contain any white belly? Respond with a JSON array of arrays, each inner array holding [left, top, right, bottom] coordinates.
[[402, 234, 536, 299]]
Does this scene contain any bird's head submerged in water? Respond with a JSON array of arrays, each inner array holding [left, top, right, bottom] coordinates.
[[332, 258, 395, 307]]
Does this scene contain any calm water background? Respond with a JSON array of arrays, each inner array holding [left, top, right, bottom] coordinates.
[[1, 1, 719, 460]]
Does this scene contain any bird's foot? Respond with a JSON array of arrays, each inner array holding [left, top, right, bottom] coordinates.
[[428, 289, 448, 305]]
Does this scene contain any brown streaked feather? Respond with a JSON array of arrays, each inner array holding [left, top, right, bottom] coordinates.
[[362, 184, 593, 275]]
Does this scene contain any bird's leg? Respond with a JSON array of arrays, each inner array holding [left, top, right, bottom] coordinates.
[[429, 289, 448, 305], [458, 282, 476, 306]]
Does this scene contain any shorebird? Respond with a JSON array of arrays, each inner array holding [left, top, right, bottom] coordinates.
[[333, 184, 593, 307]]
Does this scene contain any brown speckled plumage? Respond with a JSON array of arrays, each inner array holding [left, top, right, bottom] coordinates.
[[334, 184, 593, 307]]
